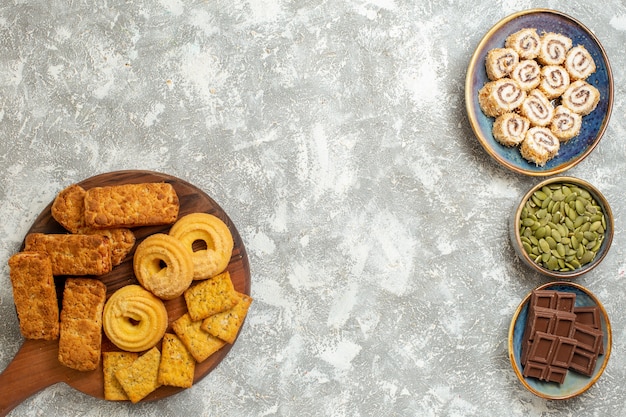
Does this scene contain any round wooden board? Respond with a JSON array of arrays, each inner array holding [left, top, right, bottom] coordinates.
[[0, 170, 251, 414]]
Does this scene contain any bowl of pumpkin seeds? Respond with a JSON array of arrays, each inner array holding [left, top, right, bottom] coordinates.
[[512, 177, 614, 279]]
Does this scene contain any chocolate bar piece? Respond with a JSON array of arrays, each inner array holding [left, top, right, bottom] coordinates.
[[574, 306, 602, 329], [529, 290, 558, 309], [570, 348, 598, 376], [551, 337, 577, 368], [553, 311, 576, 338], [523, 361, 568, 384], [572, 324, 603, 354], [520, 289, 606, 384], [527, 332, 557, 364], [546, 367, 568, 384], [555, 292, 576, 312]]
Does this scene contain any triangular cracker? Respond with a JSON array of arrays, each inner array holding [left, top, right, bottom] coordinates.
[[115, 347, 162, 403], [158, 333, 195, 388], [201, 292, 252, 344], [103, 351, 139, 401], [172, 313, 226, 363]]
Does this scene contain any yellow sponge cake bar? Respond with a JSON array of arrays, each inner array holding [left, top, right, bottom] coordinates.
[[8, 251, 60, 340], [24, 233, 112, 276], [83, 183, 179, 229]]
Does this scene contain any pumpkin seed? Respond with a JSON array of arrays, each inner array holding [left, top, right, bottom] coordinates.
[[518, 181, 608, 272]]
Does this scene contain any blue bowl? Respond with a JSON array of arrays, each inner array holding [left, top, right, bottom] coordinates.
[[508, 282, 611, 399], [465, 9, 613, 176]]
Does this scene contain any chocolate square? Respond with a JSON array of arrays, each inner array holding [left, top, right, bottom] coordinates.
[[555, 292, 576, 312], [546, 366, 568, 384], [553, 311, 576, 338], [527, 332, 557, 364], [530, 290, 557, 309], [574, 306, 601, 330], [572, 324, 603, 354], [551, 337, 577, 368], [570, 348, 597, 376], [523, 361, 547, 380]]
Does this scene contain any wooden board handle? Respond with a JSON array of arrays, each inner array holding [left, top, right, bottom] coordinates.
[[0, 340, 64, 416]]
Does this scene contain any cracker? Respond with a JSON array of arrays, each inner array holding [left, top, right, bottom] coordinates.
[[115, 346, 162, 403], [7, 251, 59, 340], [158, 333, 196, 388], [58, 278, 107, 371], [24, 233, 112, 276], [103, 351, 139, 401], [171, 313, 226, 363], [51, 184, 87, 233], [201, 292, 252, 344], [184, 271, 239, 321], [83, 182, 179, 229]]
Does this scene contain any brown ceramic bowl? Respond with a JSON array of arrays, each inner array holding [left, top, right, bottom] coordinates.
[[509, 281, 611, 399], [511, 176, 613, 279]]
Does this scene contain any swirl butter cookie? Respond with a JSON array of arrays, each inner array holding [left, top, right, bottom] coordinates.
[[103, 285, 168, 352], [133, 233, 194, 300], [169, 213, 234, 280]]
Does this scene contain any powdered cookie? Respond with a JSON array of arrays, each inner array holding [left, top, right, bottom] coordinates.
[[169, 213, 234, 280], [133, 233, 194, 300]]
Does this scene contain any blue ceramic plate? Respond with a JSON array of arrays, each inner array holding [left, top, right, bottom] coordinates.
[[508, 282, 611, 399], [465, 9, 613, 176]]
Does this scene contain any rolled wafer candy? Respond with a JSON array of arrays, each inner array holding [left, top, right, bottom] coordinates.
[[478, 78, 526, 117], [565, 45, 596, 80], [539, 65, 570, 99], [550, 105, 582, 142], [520, 127, 560, 166], [492, 113, 530, 147], [485, 47, 519, 80], [505, 28, 541, 60], [520, 89, 554, 127], [510, 59, 541, 91], [562, 80, 600, 115], [537, 32, 572, 65]]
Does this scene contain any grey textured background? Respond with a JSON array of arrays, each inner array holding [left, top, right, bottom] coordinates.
[[2, 0, 626, 416]]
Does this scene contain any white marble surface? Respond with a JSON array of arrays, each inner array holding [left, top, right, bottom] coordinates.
[[2, 0, 626, 416]]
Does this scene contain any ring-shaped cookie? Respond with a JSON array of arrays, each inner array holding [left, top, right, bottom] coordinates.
[[103, 285, 168, 352], [133, 233, 194, 300], [169, 213, 234, 280]]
